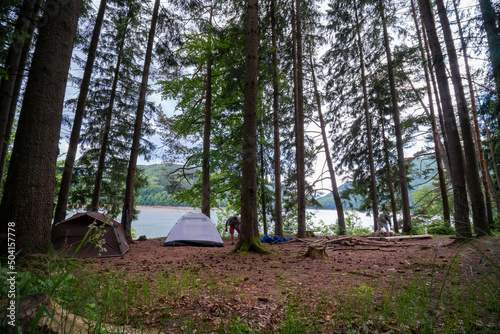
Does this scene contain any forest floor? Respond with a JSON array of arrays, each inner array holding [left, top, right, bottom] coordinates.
[[69, 233, 500, 333]]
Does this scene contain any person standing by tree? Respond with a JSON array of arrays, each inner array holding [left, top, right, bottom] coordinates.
[[225, 216, 241, 245], [374, 211, 391, 237]]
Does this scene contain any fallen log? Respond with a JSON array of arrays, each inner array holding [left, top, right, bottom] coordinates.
[[367, 235, 433, 241], [329, 247, 379, 251], [291, 238, 306, 243], [0, 293, 153, 334], [358, 242, 404, 247], [322, 236, 357, 244]]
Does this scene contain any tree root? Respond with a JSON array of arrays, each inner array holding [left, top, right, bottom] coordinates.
[[231, 236, 272, 255]]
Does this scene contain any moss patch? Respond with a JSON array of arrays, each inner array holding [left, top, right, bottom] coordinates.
[[231, 236, 272, 255]]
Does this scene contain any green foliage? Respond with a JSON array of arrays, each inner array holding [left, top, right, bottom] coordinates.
[[135, 164, 195, 207], [409, 219, 425, 235], [59, 0, 155, 218], [410, 183, 453, 224], [478, 95, 500, 191], [158, 11, 248, 212], [493, 215, 500, 232], [222, 317, 254, 334], [215, 206, 237, 238], [313, 187, 360, 210], [427, 222, 455, 235], [389, 240, 500, 332], [0, 267, 38, 298], [61, 153, 148, 219], [2, 236, 500, 333], [332, 211, 371, 235], [0, 118, 15, 199]]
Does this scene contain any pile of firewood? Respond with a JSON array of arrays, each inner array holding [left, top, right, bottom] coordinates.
[[297, 234, 433, 258]]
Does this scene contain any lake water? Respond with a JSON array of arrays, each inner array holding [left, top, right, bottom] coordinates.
[[130, 206, 375, 239]]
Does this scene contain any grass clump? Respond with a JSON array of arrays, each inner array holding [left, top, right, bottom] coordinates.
[[1, 237, 499, 333]]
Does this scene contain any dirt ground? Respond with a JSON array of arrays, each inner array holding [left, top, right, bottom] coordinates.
[[89, 234, 491, 283], [78, 234, 499, 333]]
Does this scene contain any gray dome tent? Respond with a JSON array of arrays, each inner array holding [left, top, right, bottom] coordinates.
[[51, 212, 130, 257], [163, 211, 224, 247]]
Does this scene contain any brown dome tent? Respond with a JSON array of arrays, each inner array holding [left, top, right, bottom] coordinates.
[[51, 212, 129, 258]]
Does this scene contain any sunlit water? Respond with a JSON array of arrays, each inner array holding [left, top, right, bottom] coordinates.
[[128, 206, 375, 239]]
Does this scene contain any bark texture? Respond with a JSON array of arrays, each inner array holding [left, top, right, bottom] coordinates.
[[354, 0, 378, 230], [419, 0, 472, 239], [271, 0, 283, 237], [310, 53, 345, 234], [411, 0, 450, 225], [379, 0, 411, 233], [54, 0, 108, 223], [236, 0, 269, 254], [90, 25, 127, 211], [0, 0, 43, 191], [121, 0, 160, 236], [201, 6, 213, 218], [478, 0, 500, 100], [0, 0, 40, 161], [453, 0, 494, 230], [0, 0, 84, 254], [294, 0, 306, 238], [435, 0, 488, 236]]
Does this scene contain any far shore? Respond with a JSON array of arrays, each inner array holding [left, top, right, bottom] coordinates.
[[135, 205, 341, 211], [136, 205, 196, 211]]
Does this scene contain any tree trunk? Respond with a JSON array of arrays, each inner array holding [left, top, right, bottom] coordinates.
[[309, 52, 345, 234], [259, 129, 268, 236], [0, 0, 39, 162], [90, 25, 127, 211], [294, 0, 306, 239], [435, 0, 489, 236], [410, 0, 450, 226], [380, 115, 399, 233], [270, 0, 283, 238], [0, 0, 84, 255], [201, 5, 213, 218], [121, 0, 160, 236], [418, 0, 472, 239], [54, 0, 108, 223], [453, 0, 494, 229], [0, 0, 43, 191], [419, 4, 452, 176], [379, 0, 411, 233], [478, 0, 500, 103], [353, 0, 378, 230], [235, 0, 269, 254]]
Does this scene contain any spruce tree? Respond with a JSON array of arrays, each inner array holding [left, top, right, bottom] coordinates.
[[66, 0, 154, 217], [54, 0, 108, 223], [0, 0, 84, 255], [435, 0, 489, 236], [418, 0, 472, 239], [121, 0, 160, 236]]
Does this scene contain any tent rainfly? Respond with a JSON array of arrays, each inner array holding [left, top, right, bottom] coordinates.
[[51, 212, 130, 257], [163, 212, 224, 247]]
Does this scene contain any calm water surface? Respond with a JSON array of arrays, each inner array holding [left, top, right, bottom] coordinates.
[[131, 206, 374, 239]]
